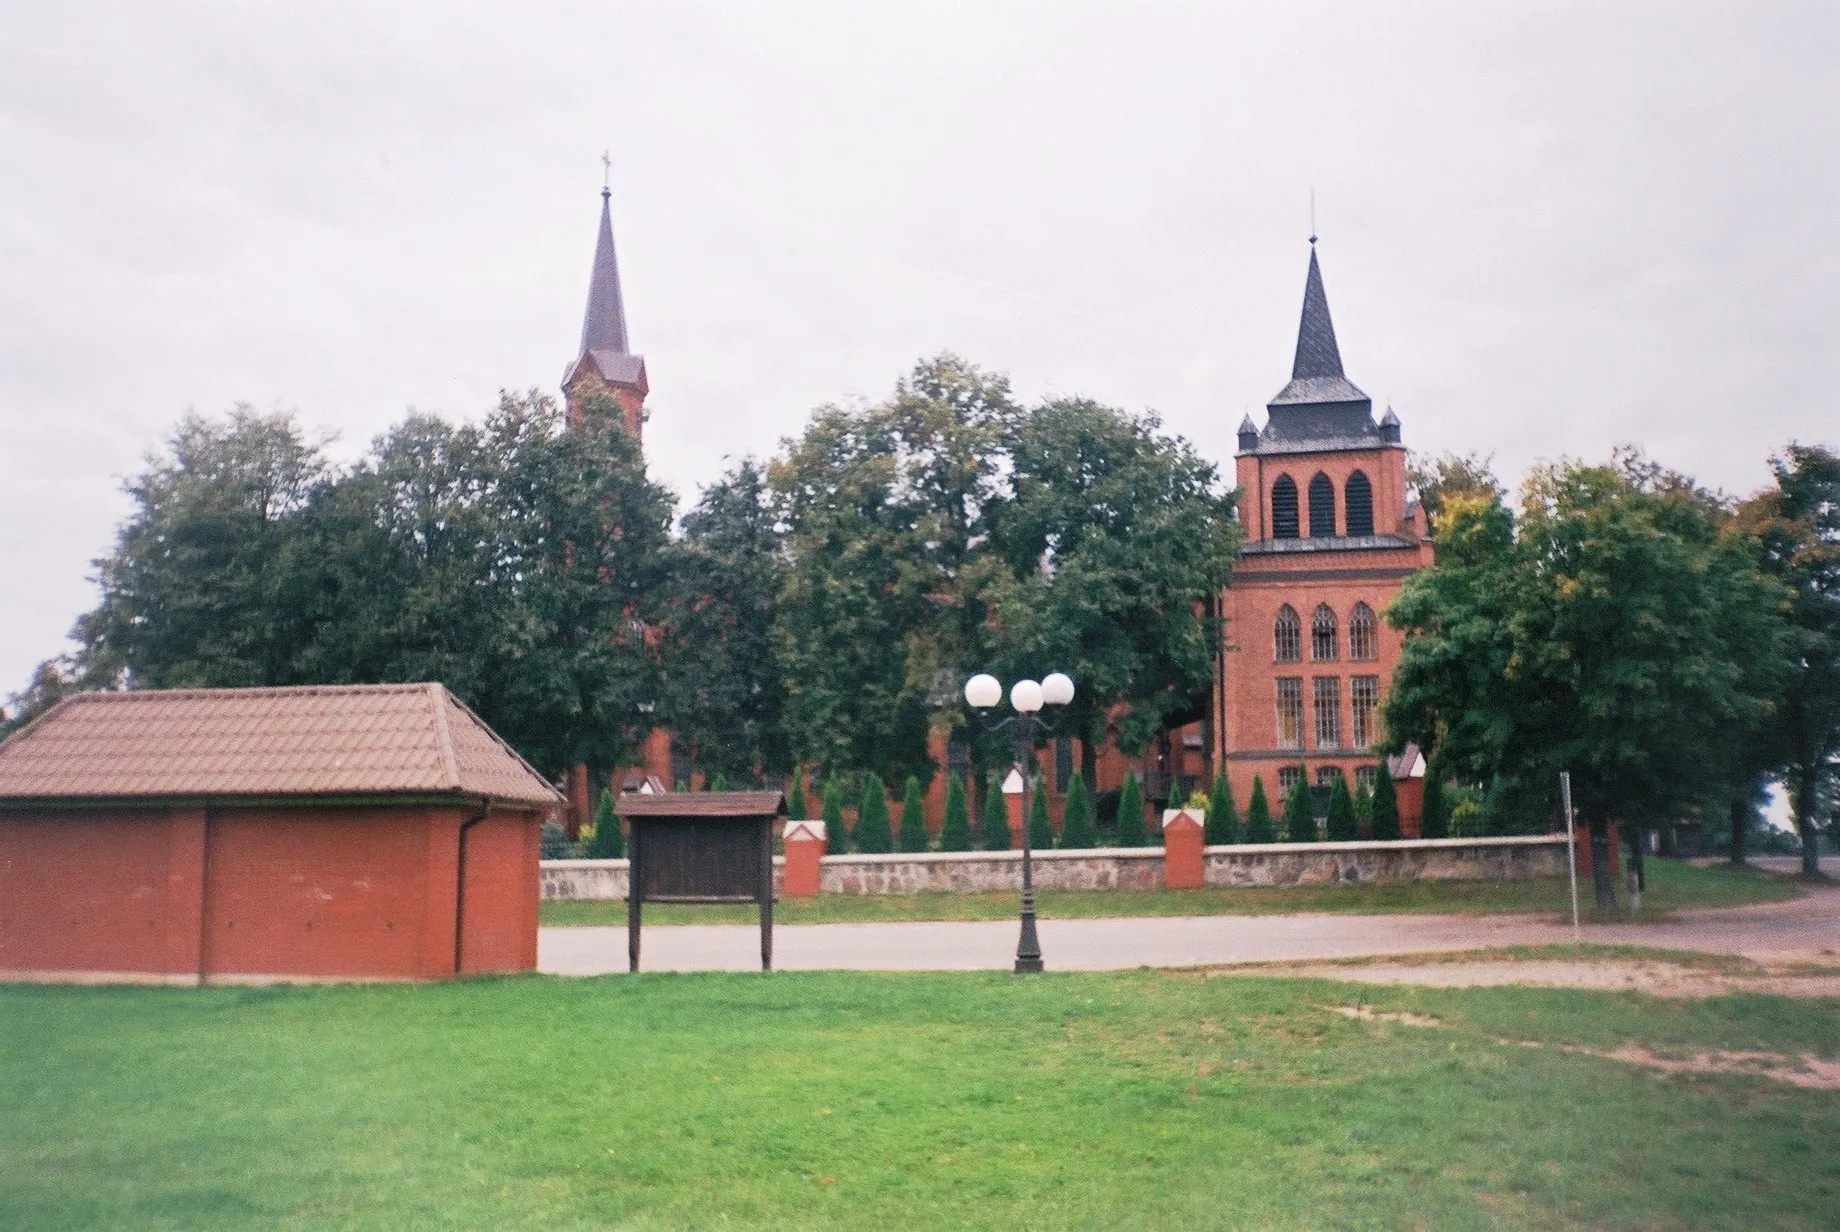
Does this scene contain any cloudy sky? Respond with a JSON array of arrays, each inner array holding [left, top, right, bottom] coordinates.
[[2, 2, 1836, 697]]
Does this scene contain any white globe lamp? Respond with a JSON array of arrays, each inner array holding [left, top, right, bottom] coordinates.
[[1040, 672, 1075, 707], [1010, 679, 1044, 714], [964, 673, 1002, 710]]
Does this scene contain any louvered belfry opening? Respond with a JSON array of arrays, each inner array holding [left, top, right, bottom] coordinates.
[[1345, 471, 1374, 536], [1272, 475, 1300, 538], [1308, 473, 1336, 537]]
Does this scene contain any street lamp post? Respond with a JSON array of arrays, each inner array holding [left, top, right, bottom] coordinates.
[[965, 670, 1075, 974]]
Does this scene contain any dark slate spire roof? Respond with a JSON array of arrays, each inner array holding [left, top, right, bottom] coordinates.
[[1269, 243, 1368, 408], [581, 187, 629, 356], [563, 187, 646, 391]]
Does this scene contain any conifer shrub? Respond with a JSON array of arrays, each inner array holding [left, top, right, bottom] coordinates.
[[855, 772, 893, 853], [898, 775, 929, 852], [710, 773, 729, 792], [539, 819, 573, 860], [822, 777, 847, 849], [1204, 772, 1239, 845], [1058, 774, 1096, 848], [787, 770, 809, 820], [586, 788, 624, 858], [1283, 772, 1318, 842], [1353, 777, 1374, 835], [1244, 776, 1276, 843], [939, 773, 973, 851], [1029, 780, 1054, 849], [1325, 773, 1358, 842], [982, 778, 1012, 850], [675, 780, 689, 793], [1420, 762, 1450, 839], [1115, 771, 1148, 847], [1369, 764, 1402, 841]]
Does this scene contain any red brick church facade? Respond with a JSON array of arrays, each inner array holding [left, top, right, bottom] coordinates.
[[1212, 242, 1433, 823]]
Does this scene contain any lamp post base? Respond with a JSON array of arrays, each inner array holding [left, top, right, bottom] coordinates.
[[1014, 894, 1044, 974]]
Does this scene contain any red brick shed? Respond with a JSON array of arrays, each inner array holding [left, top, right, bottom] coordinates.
[[0, 684, 561, 984]]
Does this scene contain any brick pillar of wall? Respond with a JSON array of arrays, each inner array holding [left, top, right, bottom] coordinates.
[[1396, 778, 1424, 839], [1002, 768, 1025, 846], [1162, 809, 1205, 889], [783, 821, 827, 898], [1573, 821, 1621, 879], [566, 764, 591, 838]]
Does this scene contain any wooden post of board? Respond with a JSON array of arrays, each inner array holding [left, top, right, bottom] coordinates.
[[616, 789, 786, 973]]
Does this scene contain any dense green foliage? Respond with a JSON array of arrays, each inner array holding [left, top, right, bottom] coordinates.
[[1058, 773, 1096, 849], [981, 778, 1011, 851], [1244, 776, 1276, 844], [1029, 780, 1054, 849], [898, 775, 929, 852], [786, 770, 809, 821], [61, 396, 673, 779], [6, 957, 1836, 1229], [1325, 773, 1358, 842], [1385, 452, 1793, 903], [586, 788, 624, 859], [855, 772, 893, 854], [1370, 765, 1402, 841], [1735, 444, 1840, 874], [1282, 773, 1317, 843], [939, 773, 972, 852], [1205, 772, 1239, 845], [1114, 771, 1147, 847]]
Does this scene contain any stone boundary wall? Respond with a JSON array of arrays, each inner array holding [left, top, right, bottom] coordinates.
[[541, 836, 1567, 901]]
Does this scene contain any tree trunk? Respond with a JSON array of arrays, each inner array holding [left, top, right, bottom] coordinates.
[[1589, 818, 1617, 912], [1796, 763, 1822, 879], [1627, 825, 1646, 892], [1728, 797, 1748, 866]]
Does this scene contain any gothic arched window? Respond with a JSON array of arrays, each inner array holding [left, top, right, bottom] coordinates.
[[1274, 604, 1302, 662], [1311, 603, 1338, 661], [1349, 602, 1378, 661], [1345, 471, 1374, 537], [1308, 473, 1336, 537], [1271, 475, 1300, 539]]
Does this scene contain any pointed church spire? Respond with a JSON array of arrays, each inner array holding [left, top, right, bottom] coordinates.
[[1291, 242, 1344, 381], [580, 186, 630, 356], [1267, 240, 1367, 410]]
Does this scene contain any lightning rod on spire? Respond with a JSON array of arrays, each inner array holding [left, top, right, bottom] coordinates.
[[601, 150, 612, 196]]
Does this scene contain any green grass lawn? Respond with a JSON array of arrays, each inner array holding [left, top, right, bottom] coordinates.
[[2, 971, 1835, 1229], [542, 856, 1798, 927]]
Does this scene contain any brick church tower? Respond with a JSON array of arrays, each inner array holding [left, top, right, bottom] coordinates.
[[1213, 241, 1434, 821], [562, 184, 648, 437]]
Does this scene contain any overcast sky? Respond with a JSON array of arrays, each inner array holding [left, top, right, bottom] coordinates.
[[2, 2, 1836, 698]]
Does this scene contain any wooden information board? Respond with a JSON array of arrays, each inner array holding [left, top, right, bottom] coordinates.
[[615, 789, 784, 972]]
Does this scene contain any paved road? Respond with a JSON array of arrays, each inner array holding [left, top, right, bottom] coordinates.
[[539, 879, 1840, 975]]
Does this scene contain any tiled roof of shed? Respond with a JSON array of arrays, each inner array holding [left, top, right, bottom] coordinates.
[[0, 684, 562, 807]]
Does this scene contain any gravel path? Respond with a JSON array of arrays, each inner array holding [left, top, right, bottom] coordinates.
[[538, 879, 1840, 976]]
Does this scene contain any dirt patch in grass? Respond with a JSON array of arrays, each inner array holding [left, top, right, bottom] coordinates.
[[1323, 1002, 1840, 1089], [1562, 1044, 1840, 1090], [1219, 943, 1840, 999], [1329, 1005, 1444, 1027]]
